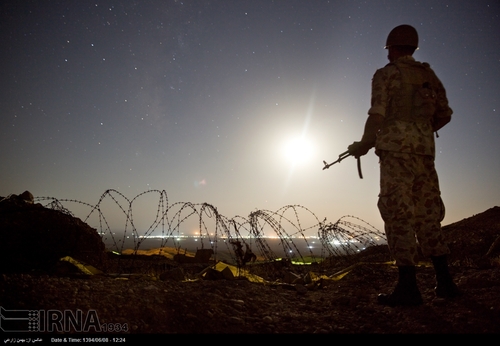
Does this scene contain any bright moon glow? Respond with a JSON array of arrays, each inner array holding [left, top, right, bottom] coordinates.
[[282, 136, 314, 165]]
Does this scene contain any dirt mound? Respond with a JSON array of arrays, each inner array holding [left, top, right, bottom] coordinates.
[[0, 191, 107, 273], [442, 206, 500, 267]]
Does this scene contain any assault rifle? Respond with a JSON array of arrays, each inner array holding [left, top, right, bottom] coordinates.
[[322, 150, 363, 179]]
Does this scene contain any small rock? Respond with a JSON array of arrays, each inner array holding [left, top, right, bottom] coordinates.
[[262, 315, 273, 323], [19, 191, 34, 204], [229, 299, 245, 305], [432, 297, 447, 306], [229, 316, 244, 324]]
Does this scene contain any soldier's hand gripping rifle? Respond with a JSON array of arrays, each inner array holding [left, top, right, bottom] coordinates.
[[322, 150, 363, 179]]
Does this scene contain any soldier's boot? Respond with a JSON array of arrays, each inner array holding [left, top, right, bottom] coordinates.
[[431, 255, 461, 298], [377, 265, 423, 307]]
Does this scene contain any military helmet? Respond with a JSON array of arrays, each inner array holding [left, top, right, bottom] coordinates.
[[385, 24, 419, 49]]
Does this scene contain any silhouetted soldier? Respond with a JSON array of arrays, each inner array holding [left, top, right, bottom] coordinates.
[[348, 24, 460, 306], [243, 244, 257, 264], [230, 239, 245, 266]]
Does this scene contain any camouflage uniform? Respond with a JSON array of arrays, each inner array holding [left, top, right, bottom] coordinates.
[[369, 56, 453, 266]]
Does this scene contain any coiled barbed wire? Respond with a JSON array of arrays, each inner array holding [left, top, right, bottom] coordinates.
[[35, 189, 387, 267], [319, 215, 385, 257]]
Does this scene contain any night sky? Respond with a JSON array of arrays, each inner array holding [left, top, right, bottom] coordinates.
[[1, 1, 499, 236]]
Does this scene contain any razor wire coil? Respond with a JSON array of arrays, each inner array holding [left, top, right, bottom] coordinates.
[[34, 190, 387, 270]]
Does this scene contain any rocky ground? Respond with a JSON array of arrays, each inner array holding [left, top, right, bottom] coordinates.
[[2, 250, 500, 335], [1, 262, 500, 335], [1, 205, 500, 335]]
